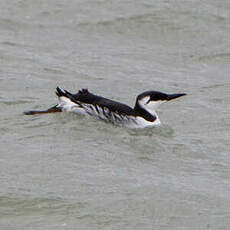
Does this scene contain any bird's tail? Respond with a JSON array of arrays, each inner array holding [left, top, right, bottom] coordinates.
[[24, 87, 72, 115], [24, 105, 62, 115]]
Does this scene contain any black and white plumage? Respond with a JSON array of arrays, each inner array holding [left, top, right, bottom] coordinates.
[[24, 87, 186, 128]]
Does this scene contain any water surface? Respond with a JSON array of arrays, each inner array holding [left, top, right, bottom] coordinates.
[[0, 0, 230, 229]]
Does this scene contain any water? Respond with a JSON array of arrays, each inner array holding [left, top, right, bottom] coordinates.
[[0, 0, 230, 229]]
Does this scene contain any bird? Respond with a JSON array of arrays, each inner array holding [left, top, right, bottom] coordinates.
[[24, 87, 186, 128]]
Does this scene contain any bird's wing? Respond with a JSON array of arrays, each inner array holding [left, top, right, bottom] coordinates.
[[56, 87, 135, 116]]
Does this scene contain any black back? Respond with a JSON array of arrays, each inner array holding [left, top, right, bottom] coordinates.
[[56, 87, 135, 116], [56, 87, 157, 122]]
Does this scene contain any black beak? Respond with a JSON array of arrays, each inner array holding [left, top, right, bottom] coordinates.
[[166, 93, 187, 101]]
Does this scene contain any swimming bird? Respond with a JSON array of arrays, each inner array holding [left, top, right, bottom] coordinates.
[[24, 87, 186, 128]]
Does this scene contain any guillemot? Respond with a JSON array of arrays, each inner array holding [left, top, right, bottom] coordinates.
[[24, 87, 186, 128]]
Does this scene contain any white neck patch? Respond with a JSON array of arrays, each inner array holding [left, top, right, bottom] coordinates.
[[137, 96, 165, 115]]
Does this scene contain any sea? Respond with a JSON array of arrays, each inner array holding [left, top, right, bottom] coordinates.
[[0, 0, 230, 229]]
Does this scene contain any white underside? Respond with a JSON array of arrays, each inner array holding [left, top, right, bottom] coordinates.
[[131, 116, 161, 128], [57, 96, 160, 128]]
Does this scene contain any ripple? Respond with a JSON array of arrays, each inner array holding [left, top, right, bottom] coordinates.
[[1, 41, 18, 47], [25, 121, 55, 129], [198, 52, 230, 63], [43, 67, 65, 75], [0, 196, 86, 217], [1, 100, 33, 105], [127, 125, 174, 138]]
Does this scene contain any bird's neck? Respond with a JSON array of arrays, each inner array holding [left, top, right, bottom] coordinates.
[[134, 103, 157, 122]]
